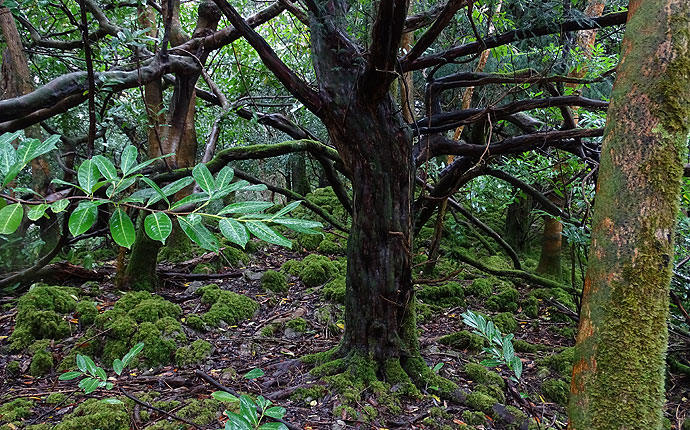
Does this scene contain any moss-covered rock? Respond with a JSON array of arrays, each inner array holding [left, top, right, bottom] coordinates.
[[280, 259, 302, 276], [297, 233, 323, 251], [317, 239, 345, 255], [541, 378, 569, 406], [45, 393, 67, 405], [76, 300, 98, 326], [417, 281, 465, 308], [184, 313, 207, 332], [124, 294, 182, 323], [438, 330, 485, 351], [196, 284, 259, 327], [222, 246, 249, 267], [486, 286, 519, 312], [465, 278, 493, 298], [475, 383, 506, 404], [321, 276, 346, 303], [466, 391, 498, 414], [6, 361, 20, 375], [52, 398, 130, 430], [290, 385, 328, 404], [464, 363, 505, 388], [261, 270, 288, 293], [462, 409, 486, 426], [132, 322, 179, 366], [513, 339, 539, 353], [0, 398, 33, 423], [192, 263, 215, 274], [29, 340, 53, 376], [521, 296, 539, 318], [9, 285, 78, 350], [286, 317, 308, 333], [493, 312, 518, 334], [299, 254, 337, 287], [538, 347, 575, 377], [175, 339, 212, 366], [177, 398, 222, 426]]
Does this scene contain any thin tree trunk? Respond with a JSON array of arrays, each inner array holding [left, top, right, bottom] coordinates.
[[568, 1, 690, 429]]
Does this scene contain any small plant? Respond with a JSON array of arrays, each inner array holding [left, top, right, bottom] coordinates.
[[212, 368, 288, 430], [58, 342, 144, 400], [462, 310, 523, 381]]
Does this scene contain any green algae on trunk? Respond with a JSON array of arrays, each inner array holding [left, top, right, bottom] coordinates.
[[568, 1, 690, 429]]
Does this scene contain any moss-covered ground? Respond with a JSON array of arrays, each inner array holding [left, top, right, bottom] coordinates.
[[1, 223, 688, 430]]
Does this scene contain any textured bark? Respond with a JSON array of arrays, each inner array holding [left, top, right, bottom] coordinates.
[[536, 213, 563, 280], [505, 191, 531, 252], [568, 1, 690, 429]]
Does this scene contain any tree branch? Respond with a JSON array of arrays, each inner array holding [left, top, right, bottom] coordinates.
[[402, 0, 468, 66]]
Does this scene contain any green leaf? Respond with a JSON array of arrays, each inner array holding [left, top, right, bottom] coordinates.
[[120, 145, 138, 175], [109, 208, 136, 248], [92, 155, 118, 181], [122, 342, 144, 366], [192, 163, 215, 194], [211, 391, 240, 403], [169, 192, 209, 210], [78, 159, 102, 194], [101, 398, 123, 404], [50, 199, 70, 213], [76, 354, 88, 373], [58, 371, 83, 381], [511, 356, 523, 380], [80, 377, 101, 394], [159, 176, 195, 197], [264, 406, 286, 420], [178, 214, 218, 251], [69, 201, 98, 236], [240, 184, 268, 191], [246, 221, 291, 247], [219, 218, 249, 248], [272, 200, 301, 218], [218, 201, 273, 215], [479, 358, 503, 367], [224, 411, 252, 430], [240, 395, 258, 427], [144, 212, 172, 244], [19, 134, 59, 162], [125, 153, 174, 176], [243, 368, 265, 379], [113, 359, 124, 376], [0, 140, 17, 176], [109, 176, 138, 197], [0, 204, 23, 234], [272, 218, 322, 234], [140, 177, 169, 207], [503, 339, 515, 362], [27, 203, 49, 221], [215, 166, 234, 190], [96, 367, 107, 381], [81, 355, 99, 376], [259, 423, 288, 430]]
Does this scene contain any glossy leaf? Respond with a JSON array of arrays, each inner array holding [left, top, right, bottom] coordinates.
[[144, 212, 172, 243], [0, 203, 23, 234], [192, 163, 215, 194], [109, 208, 136, 248], [179, 214, 218, 251], [27, 203, 49, 221], [159, 176, 195, 197], [0, 137, 17, 176], [50, 199, 69, 213], [113, 359, 124, 376], [272, 200, 301, 218], [126, 153, 174, 176], [211, 391, 240, 403], [69, 201, 98, 236], [246, 221, 291, 247], [120, 145, 138, 175], [218, 201, 273, 215], [140, 177, 169, 206], [243, 368, 265, 379], [240, 395, 258, 427], [58, 371, 82, 381], [260, 422, 288, 430], [78, 159, 102, 194], [219, 218, 249, 248], [215, 166, 234, 190], [264, 406, 286, 420], [122, 342, 144, 366], [110, 175, 138, 197], [169, 192, 209, 210], [92, 155, 118, 181]]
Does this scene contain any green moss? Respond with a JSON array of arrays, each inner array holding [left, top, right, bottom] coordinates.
[[464, 363, 505, 388], [682, 417, 690, 430], [486, 286, 519, 312], [481, 255, 511, 270], [45, 393, 67, 405], [538, 347, 575, 377], [299, 254, 337, 287], [76, 300, 98, 326], [290, 385, 328, 404], [222, 246, 249, 267], [297, 233, 323, 251], [475, 383, 506, 404], [177, 398, 222, 426], [521, 296, 539, 318], [52, 398, 130, 430], [29, 340, 53, 376], [197, 284, 222, 305], [493, 312, 518, 334], [175, 339, 212, 366], [126, 296, 182, 323], [260, 323, 277, 337], [0, 399, 33, 422], [185, 313, 207, 332], [321, 276, 346, 303], [466, 391, 497, 414], [192, 263, 215, 274], [285, 317, 308, 332], [439, 330, 485, 351], [6, 361, 20, 375], [261, 270, 288, 293], [280, 259, 302, 276], [513, 339, 539, 353], [9, 285, 78, 350], [417, 281, 465, 308], [462, 410, 486, 426], [152, 400, 181, 411], [317, 239, 344, 255], [199, 288, 259, 327], [541, 378, 569, 406], [466, 278, 493, 298]]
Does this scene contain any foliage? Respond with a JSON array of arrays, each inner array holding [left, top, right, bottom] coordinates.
[[462, 310, 522, 381]]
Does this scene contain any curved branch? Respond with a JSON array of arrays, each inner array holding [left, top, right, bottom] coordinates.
[[403, 11, 628, 71]]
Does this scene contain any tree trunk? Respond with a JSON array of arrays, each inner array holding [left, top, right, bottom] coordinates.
[[505, 191, 531, 252], [568, 1, 690, 429], [536, 210, 563, 279], [289, 152, 311, 196]]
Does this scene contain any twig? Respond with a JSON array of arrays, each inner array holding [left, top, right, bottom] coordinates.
[[118, 387, 203, 429]]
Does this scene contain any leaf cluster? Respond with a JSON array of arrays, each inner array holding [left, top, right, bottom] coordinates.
[[462, 310, 523, 381]]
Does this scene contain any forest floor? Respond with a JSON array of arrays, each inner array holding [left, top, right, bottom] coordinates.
[[1, 239, 689, 430]]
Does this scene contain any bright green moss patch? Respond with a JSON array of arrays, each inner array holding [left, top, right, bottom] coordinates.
[[9, 285, 78, 351], [321, 276, 346, 303], [280, 259, 302, 276], [29, 340, 53, 376], [465, 278, 493, 298], [493, 312, 518, 334], [6, 361, 20, 375], [521, 296, 539, 318], [486, 286, 519, 312], [317, 239, 344, 255], [475, 383, 506, 404], [175, 339, 212, 366], [196, 284, 259, 327], [417, 281, 465, 308], [192, 262, 215, 274], [464, 363, 505, 388], [52, 398, 130, 430], [133, 322, 179, 366], [286, 317, 308, 332], [45, 393, 67, 404], [462, 409, 486, 426], [76, 300, 98, 326], [513, 339, 540, 353], [0, 399, 33, 423], [222, 246, 249, 267], [538, 347, 575, 377], [541, 378, 569, 406], [466, 391, 498, 414], [184, 313, 207, 332], [261, 270, 288, 293], [297, 233, 323, 251], [439, 330, 485, 351], [290, 385, 328, 404], [177, 398, 222, 426], [299, 254, 338, 287]]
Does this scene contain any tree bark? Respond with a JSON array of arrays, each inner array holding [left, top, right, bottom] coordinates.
[[568, 1, 690, 429]]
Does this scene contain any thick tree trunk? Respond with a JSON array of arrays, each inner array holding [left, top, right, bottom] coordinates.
[[505, 191, 531, 252], [568, 1, 690, 429], [536, 211, 563, 279]]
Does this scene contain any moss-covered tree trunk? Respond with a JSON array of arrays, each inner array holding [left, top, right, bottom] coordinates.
[[536, 212, 562, 279], [505, 191, 531, 252], [568, 1, 690, 429]]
